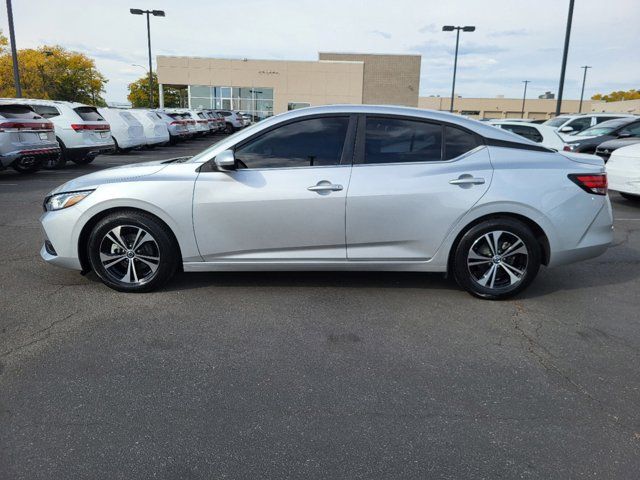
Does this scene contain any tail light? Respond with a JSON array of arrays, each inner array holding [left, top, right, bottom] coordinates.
[[568, 173, 608, 195], [71, 124, 110, 131], [169, 121, 181, 125], [0, 121, 53, 131]]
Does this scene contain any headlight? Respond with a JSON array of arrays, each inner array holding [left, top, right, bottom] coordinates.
[[44, 190, 94, 211]]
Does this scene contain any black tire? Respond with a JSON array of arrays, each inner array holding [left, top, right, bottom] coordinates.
[[87, 210, 179, 292], [620, 192, 640, 201], [452, 218, 541, 300], [43, 138, 67, 169], [11, 157, 42, 174], [224, 123, 234, 134], [71, 155, 96, 165]]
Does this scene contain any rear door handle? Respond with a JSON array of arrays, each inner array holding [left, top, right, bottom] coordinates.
[[449, 175, 485, 186], [308, 181, 343, 193]]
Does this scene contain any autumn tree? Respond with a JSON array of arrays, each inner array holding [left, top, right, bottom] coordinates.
[[0, 33, 107, 105], [127, 73, 185, 108], [591, 89, 640, 102]]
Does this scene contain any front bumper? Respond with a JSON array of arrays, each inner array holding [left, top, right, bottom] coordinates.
[[40, 209, 83, 271]]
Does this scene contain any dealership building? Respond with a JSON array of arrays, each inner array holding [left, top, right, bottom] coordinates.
[[156, 52, 627, 120]]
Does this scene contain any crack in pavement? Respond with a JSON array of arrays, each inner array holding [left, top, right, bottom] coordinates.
[[0, 310, 80, 359]]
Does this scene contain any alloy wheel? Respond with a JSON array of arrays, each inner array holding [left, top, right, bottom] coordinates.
[[98, 225, 160, 285], [467, 230, 529, 290]]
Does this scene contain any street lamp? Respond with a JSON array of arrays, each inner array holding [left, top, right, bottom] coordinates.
[[555, 0, 575, 116], [578, 65, 592, 113], [442, 25, 475, 113], [521, 80, 531, 118], [130, 8, 165, 108], [5, 0, 21, 97]]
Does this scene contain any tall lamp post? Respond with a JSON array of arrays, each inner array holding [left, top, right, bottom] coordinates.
[[521, 80, 531, 118], [130, 8, 165, 108], [442, 25, 475, 113], [555, 0, 575, 116], [578, 65, 591, 113], [5, 0, 22, 97]]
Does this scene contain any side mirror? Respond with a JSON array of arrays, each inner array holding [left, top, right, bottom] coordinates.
[[559, 126, 574, 133], [618, 131, 632, 138], [214, 149, 236, 170]]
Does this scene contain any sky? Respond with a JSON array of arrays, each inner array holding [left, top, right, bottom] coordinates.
[[2, 0, 639, 103]]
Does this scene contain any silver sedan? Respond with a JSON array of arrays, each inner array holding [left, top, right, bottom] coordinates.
[[40, 105, 613, 299]]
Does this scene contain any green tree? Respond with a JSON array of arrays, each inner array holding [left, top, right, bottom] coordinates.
[[127, 73, 185, 108], [0, 40, 107, 104], [591, 89, 640, 102]]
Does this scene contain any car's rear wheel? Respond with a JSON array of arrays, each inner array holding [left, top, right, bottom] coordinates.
[[452, 218, 541, 300], [71, 155, 96, 165], [12, 156, 42, 173], [224, 123, 234, 134], [87, 211, 179, 292]]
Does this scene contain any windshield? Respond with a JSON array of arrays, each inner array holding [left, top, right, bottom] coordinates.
[[576, 119, 628, 137], [544, 116, 571, 128]]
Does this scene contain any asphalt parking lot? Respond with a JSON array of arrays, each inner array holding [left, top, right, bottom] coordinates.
[[1, 136, 639, 479]]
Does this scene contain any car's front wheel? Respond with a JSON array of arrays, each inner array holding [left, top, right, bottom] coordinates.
[[87, 211, 179, 292], [452, 218, 541, 300]]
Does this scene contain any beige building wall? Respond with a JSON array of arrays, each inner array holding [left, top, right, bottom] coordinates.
[[157, 55, 364, 114], [418, 96, 592, 119], [591, 99, 640, 114], [319, 52, 421, 107]]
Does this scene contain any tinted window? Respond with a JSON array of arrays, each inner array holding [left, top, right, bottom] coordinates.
[[544, 116, 571, 128], [567, 117, 591, 132], [595, 116, 622, 124], [364, 117, 442, 164], [444, 126, 482, 159], [0, 104, 41, 119], [500, 124, 543, 143], [74, 107, 104, 121], [235, 117, 349, 169], [32, 105, 60, 118], [621, 122, 640, 136]]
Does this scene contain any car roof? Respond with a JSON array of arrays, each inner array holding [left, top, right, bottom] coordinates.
[[267, 104, 538, 145]]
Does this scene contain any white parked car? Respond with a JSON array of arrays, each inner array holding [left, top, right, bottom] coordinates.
[[489, 120, 565, 150], [214, 110, 246, 133], [544, 113, 634, 140], [97, 108, 146, 152], [165, 109, 209, 136], [39, 105, 613, 299], [0, 98, 114, 168], [606, 142, 640, 201], [152, 110, 190, 144], [129, 109, 170, 147], [0, 103, 60, 173]]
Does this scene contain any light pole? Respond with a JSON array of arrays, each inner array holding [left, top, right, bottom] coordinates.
[[130, 8, 165, 108], [578, 65, 591, 113], [521, 80, 531, 118], [555, 0, 575, 116], [442, 25, 475, 113], [5, 0, 22, 97]]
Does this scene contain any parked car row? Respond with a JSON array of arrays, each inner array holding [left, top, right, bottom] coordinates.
[[0, 98, 250, 174]]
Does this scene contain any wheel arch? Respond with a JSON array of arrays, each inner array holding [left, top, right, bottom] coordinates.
[[447, 212, 551, 273], [77, 206, 183, 274]]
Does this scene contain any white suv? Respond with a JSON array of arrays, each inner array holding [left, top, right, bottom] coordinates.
[[544, 113, 635, 140], [214, 110, 246, 133], [0, 99, 114, 169]]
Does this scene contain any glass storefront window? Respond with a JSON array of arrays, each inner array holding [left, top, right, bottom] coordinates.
[[188, 85, 274, 119]]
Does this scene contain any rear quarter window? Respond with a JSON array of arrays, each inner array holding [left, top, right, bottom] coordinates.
[[444, 126, 483, 159], [74, 107, 105, 121]]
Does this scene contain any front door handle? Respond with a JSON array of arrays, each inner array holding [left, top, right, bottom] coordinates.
[[449, 175, 485, 186], [308, 181, 343, 193]]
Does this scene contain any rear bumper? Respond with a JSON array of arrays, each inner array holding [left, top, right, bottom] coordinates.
[[66, 144, 115, 160], [548, 199, 614, 267], [0, 147, 61, 169]]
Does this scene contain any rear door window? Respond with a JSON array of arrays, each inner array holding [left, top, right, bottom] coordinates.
[[0, 104, 41, 119], [363, 117, 442, 164], [74, 107, 105, 121], [595, 116, 622, 124]]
